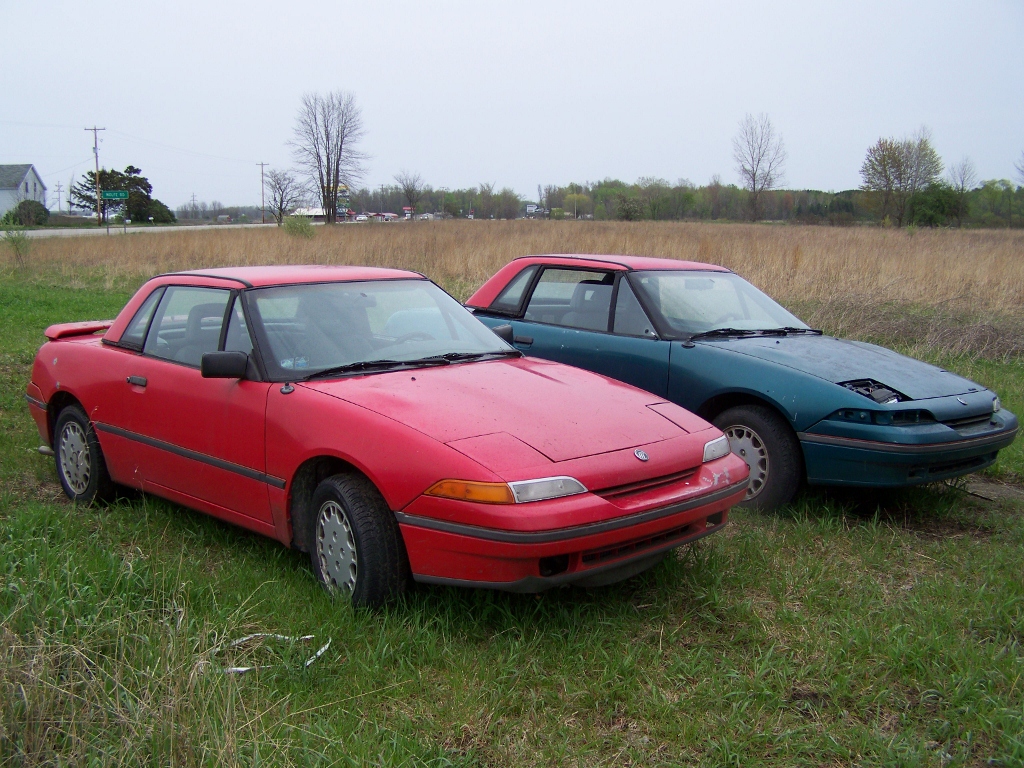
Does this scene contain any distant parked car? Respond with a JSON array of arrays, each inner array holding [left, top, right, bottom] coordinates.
[[468, 255, 1018, 510], [26, 266, 748, 607], [355, 214, 368, 222]]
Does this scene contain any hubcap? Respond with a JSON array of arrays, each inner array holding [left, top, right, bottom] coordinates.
[[723, 424, 769, 500], [59, 421, 91, 496], [316, 500, 358, 593]]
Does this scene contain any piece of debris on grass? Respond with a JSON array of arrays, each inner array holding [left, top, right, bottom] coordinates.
[[200, 632, 332, 675]]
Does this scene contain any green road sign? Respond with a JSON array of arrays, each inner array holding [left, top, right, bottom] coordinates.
[[101, 190, 129, 200]]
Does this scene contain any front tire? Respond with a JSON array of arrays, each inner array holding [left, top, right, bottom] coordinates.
[[713, 405, 802, 511], [308, 473, 408, 609], [54, 404, 114, 505]]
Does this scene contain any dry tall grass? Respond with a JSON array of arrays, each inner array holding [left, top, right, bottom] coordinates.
[[13, 220, 1024, 357]]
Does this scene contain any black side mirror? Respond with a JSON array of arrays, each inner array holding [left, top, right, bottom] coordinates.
[[201, 351, 249, 379], [491, 323, 514, 344]]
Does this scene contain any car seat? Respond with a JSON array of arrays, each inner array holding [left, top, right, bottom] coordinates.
[[561, 281, 613, 331], [175, 302, 228, 366]]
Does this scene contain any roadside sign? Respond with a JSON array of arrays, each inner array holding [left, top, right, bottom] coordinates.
[[101, 190, 129, 200]]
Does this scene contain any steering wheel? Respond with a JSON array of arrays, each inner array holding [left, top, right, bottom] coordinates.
[[394, 332, 434, 343]]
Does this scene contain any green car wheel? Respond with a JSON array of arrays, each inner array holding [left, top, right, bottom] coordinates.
[[714, 405, 802, 511]]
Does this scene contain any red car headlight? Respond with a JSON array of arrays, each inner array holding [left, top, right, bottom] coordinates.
[[425, 476, 588, 504], [703, 435, 731, 463]]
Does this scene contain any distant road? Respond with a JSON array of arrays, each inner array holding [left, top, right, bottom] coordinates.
[[24, 222, 280, 239]]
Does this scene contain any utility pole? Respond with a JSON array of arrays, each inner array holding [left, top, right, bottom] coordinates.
[[257, 162, 268, 224], [85, 126, 105, 226], [54, 182, 63, 213]]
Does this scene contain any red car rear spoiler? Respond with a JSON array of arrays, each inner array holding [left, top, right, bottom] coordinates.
[[44, 320, 114, 340]]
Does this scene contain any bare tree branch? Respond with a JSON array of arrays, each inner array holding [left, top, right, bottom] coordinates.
[[394, 170, 424, 217], [290, 91, 366, 224], [732, 113, 786, 221], [947, 157, 977, 228], [265, 169, 304, 225]]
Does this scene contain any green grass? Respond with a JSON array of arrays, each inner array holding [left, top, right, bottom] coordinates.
[[1, 275, 1023, 766]]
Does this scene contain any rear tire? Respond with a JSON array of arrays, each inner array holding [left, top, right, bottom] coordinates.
[[308, 473, 408, 609], [713, 405, 802, 511], [54, 405, 115, 505]]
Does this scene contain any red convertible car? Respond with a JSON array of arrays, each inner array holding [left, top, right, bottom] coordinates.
[[25, 266, 748, 607]]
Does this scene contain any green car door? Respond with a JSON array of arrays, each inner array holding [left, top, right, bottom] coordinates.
[[507, 267, 671, 398]]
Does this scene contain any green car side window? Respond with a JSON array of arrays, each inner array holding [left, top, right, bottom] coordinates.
[[613, 280, 655, 338], [490, 266, 537, 314]]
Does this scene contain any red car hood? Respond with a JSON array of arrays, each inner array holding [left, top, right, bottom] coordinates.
[[303, 357, 705, 463]]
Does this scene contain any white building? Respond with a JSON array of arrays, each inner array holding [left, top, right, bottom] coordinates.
[[0, 164, 47, 218]]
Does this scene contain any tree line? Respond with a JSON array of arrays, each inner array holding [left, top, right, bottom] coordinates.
[[277, 93, 1024, 228]]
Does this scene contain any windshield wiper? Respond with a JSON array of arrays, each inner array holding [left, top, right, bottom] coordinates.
[[422, 350, 522, 363], [762, 327, 823, 335], [687, 326, 823, 343], [301, 357, 451, 380], [687, 328, 761, 341]]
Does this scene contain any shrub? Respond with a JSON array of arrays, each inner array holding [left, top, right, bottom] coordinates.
[[5, 200, 49, 226], [1, 225, 30, 268], [283, 215, 315, 239]]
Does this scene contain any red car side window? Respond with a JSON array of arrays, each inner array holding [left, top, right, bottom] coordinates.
[[119, 286, 165, 350], [143, 286, 232, 368]]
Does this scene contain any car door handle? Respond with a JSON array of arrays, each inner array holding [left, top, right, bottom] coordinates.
[[126, 375, 148, 387], [514, 335, 533, 346]]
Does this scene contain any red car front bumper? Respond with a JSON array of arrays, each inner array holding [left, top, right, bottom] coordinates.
[[396, 467, 748, 592]]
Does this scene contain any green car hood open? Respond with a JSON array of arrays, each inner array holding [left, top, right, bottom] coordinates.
[[709, 335, 979, 401]]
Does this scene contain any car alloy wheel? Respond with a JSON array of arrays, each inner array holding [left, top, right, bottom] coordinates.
[[315, 499, 358, 593], [721, 424, 769, 500], [59, 420, 92, 496], [712, 404, 802, 512]]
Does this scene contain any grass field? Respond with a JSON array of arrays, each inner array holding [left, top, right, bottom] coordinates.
[[1, 223, 1022, 766]]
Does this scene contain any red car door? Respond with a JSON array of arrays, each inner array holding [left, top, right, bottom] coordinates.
[[122, 286, 274, 528]]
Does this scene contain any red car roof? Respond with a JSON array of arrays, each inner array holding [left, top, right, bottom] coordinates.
[[105, 265, 425, 343], [509, 254, 728, 272], [466, 254, 729, 309], [160, 265, 423, 287]]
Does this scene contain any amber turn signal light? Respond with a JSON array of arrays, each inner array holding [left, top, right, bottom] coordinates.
[[424, 480, 516, 504]]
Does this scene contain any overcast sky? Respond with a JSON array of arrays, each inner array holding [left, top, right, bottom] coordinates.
[[3, 1, 1022, 209]]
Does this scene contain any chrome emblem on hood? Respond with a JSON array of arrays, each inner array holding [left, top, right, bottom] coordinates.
[[634, 449, 649, 461], [957, 397, 968, 406]]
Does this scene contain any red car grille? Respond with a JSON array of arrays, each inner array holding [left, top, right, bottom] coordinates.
[[593, 468, 698, 501]]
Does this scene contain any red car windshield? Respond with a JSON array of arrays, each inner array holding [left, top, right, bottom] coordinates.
[[248, 279, 512, 378], [630, 271, 807, 336]]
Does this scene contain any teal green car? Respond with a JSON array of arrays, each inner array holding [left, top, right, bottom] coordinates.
[[467, 254, 1018, 510]]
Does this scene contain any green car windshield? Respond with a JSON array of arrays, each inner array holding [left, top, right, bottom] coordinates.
[[630, 270, 808, 336], [249, 279, 511, 378]]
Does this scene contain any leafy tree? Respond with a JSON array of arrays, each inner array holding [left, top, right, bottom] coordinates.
[[563, 193, 591, 218], [909, 183, 957, 226], [616, 194, 644, 221], [146, 199, 176, 224], [860, 129, 942, 226], [70, 166, 172, 223]]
